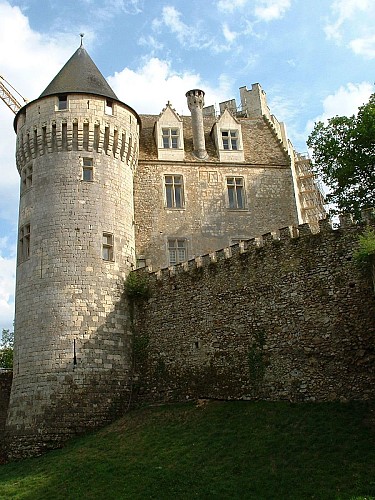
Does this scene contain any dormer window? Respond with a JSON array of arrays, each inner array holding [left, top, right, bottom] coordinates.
[[58, 95, 68, 110], [213, 109, 244, 162], [155, 103, 184, 160], [222, 130, 238, 150], [162, 128, 179, 149]]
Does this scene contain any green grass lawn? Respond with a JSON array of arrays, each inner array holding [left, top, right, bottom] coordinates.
[[0, 401, 374, 499]]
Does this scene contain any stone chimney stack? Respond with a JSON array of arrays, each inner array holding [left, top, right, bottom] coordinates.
[[186, 89, 208, 159]]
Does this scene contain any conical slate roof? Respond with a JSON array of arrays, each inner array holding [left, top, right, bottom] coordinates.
[[39, 45, 118, 101]]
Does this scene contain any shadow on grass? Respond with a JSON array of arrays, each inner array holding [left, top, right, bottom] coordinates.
[[0, 400, 374, 500]]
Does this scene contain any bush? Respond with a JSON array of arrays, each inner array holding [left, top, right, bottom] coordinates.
[[125, 272, 150, 300], [353, 229, 375, 264], [0, 348, 13, 369], [0, 329, 14, 369]]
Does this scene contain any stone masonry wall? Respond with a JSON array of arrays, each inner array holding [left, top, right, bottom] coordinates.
[[135, 115, 297, 269], [0, 372, 12, 442], [6, 94, 139, 459], [131, 219, 375, 404]]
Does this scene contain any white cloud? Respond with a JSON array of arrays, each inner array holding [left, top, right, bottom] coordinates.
[[0, 4, 77, 99], [324, 0, 374, 50], [217, 0, 291, 21], [349, 35, 375, 59], [325, 0, 370, 40], [306, 82, 374, 132], [160, 6, 194, 46], [93, 0, 142, 20], [217, 0, 248, 13], [254, 0, 291, 21], [0, 1, 81, 329], [222, 24, 238, 43], [0, 238, 16, 330], [269, 93, 298, 124], [138, 35, 163, 52], [154, 5, 225, 53], [108, 57, 232, 115]]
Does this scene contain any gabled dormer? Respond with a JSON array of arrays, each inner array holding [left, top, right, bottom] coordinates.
[[213, 108, 244, 163], [154, 102, 184, 161]]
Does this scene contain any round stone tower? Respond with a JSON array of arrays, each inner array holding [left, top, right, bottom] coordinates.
[[6, 44, 140, 458]]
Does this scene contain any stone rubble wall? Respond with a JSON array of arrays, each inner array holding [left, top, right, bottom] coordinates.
[[0, 371, 12, 462], [131, 218, 375, 404], [0, 372, 12, 432]]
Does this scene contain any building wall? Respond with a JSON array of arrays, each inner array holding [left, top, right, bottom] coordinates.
[[135, 115, 299, 269], [6, 94, 139, 458], [131, 219, 375, 403]]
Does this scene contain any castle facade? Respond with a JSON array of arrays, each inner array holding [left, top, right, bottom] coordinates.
[[5, 44, 326, 457]]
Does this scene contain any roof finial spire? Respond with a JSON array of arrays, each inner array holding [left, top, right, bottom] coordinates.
[[80, 33, 84, 47]]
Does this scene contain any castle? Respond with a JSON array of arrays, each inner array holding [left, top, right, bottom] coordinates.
[[5, 44, 373, 460]]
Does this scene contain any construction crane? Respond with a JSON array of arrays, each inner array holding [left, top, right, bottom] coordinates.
[[0, 75, 28, 114]]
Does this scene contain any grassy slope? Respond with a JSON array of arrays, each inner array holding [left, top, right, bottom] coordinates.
[[0, 401, 374, 500]]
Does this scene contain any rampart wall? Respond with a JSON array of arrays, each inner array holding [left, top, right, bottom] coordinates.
[[0, 371, 12, 460], [131, 218, 375, 403]]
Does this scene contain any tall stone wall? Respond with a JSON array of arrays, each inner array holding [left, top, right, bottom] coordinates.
[[6, 94, 139, 459], [0, 372, 12, 451], [131, 219, 375, 403]]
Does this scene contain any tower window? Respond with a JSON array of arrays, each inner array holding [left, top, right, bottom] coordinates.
[[58, 95, 68, 110], [168, 239, 187, 265], [21, 165, 33, 191], [82, 158, 93, 181], [165, 175, 184, 208], [19, 223, 30, 264], [221, 130, 238, 150], [162, 128, 179, 149], [227, 177, 245, 209], [102, 232, 114, 261], [105, 99, 114, 115]]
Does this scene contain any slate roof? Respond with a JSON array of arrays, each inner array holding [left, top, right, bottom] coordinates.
[[39, 45, 118, 101], [139, 114, 290, 165]]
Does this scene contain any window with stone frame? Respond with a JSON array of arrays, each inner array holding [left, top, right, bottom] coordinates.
[[105, 99, 114, 115], [58, 95, 68, 111], [102, 232, 114, 261], [227, 176, 245, 209], [82, 158, 94, 181], [221, 130, 239, 150], [18, 223, 30, 264], [21, 165, 33, 191], [168, 238, 187, 265], [162, 128, 179, 149], [164, 175, 184, 208]]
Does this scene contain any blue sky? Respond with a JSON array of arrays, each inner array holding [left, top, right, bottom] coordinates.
[[0, 0, 374, 330]]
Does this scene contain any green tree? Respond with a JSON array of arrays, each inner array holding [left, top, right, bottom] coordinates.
[[0, 328, 14, 369], [307, 93, 375, 220]]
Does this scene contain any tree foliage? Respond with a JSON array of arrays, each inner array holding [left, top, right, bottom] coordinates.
[[307, 93, 375, 220], [353, 228, 375, 265], [0, 329, 14, 369]]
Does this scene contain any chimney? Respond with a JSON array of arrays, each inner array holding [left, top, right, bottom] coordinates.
[[186, 89, 208, 159]]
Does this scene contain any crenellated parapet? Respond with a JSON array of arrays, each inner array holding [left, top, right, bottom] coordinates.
[[130, 208, 375, 407], [262, 114, 290, 160], [15, 94, 140, 172], [136, 212, 374, 283]]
